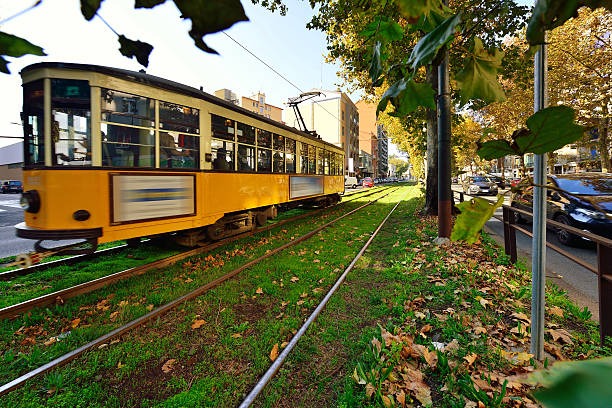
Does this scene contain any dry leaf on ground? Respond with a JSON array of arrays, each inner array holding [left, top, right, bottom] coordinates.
[[269, 343, 279, 361], [161, 359, 176, 373], [191, 319, 206, 329]]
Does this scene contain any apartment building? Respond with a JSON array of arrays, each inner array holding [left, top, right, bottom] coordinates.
[[241, 92, 283, 122], [284, 89, 360, 176], [355, 100, 388, 179], [0, 142, 23, 181]]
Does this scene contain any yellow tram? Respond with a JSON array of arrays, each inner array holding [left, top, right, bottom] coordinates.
[[16, 62, 344, 262]]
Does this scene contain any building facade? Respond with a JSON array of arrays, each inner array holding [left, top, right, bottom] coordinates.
[[241, 92, 283, 122], [355, 100, 388, 179], [284, 89, 360, 176], [359, 149, 374, 178], [214, 89, 239, 105], [0, 142, 23, 181]]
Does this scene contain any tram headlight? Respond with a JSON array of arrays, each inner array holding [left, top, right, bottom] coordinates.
[[20, 190, 40, 213]]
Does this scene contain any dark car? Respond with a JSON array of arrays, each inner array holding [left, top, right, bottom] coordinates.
[[1, 180, 23, 194], [511, 173, 612, 245], [487, 175, 506, 189], [462, 176, 498, 196]]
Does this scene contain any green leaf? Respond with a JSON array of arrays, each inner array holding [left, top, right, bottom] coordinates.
[[118, 35, 154, 67], [0, 32, 46, 74], [527, 357, 612, 408], [388, 80, 436, 117], [455, 37, 506, 105], [369, 42, 383, 86], [80, 0, 103, 20], [408, 13, 461, 70], [135, 0, 167, 7], [414, 7, 449, 32], [451, 195, 504, 244], [518, 106, 586, 154], [174, 0, 249, 55], [526, 0, 612, 45], [359, 18, 403, 42], [397, 0, 449, 22], [476, 139, 516, 160], [377, 78, 407, 116]]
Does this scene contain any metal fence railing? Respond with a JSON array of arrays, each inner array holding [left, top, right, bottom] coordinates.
[[454, 190, 612, 345]]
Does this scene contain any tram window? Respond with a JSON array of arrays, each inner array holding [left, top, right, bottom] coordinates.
[[286, 139, 296, 174], [51, 79, 91, 166], [237, 144, 255, 171], [160, 101, 199, 134], [211, 114, 234, 141], [273, 134, 284, 151], [257, 129, 271, 148], [160, 131, 199, 169], [101, 88, 154, 127], [324, 151, 330, 175], [317, 147, 324, 175], [237, 122, 255, 145], [101, 123, 154, 167], [257, 148, 271, 172], [300, 143, 308, 174], [273, 151, 284, 173], [23, 80, 45, 165], [308, 145, 316, 174], [211, 139, 234, 171]]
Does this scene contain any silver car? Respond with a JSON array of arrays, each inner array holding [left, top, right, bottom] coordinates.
[[462, 176, 498, 196]]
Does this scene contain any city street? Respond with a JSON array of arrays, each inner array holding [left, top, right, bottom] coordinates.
[[452, 184, 600, 317], [0, 195, 32, 259]]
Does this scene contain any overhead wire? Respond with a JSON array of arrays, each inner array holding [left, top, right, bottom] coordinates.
[[221, 31, 342, 123]]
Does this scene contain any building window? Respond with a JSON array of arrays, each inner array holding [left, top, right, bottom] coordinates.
[[341, 110, 345, 121]]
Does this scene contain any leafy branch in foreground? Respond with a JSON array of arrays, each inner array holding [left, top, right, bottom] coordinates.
[[526, 356, 612, 408], [451, 195, 504, 244], [476, 106, 586, 160]]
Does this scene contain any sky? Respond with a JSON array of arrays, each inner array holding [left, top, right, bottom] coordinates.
[[0, 0, 397, 152]]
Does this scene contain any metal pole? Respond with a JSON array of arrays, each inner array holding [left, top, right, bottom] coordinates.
[[531, 31, 548, 360], [437, 7, 452, 238]]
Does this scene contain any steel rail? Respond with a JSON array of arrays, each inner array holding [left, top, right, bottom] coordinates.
[[0, 187, 390, 319], [0, 187, 389, 281], [0, 187, 398, 397], [239, 190, 406, 407]]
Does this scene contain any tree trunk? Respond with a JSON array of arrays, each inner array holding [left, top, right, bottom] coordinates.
[[599, 115, 610, 172], [424, 65, 439, 215]]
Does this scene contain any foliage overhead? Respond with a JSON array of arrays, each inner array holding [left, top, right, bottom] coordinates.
[[407, 13, 461, 71], [451, 195, 504, 244], [0, 32, 46, 74], [477, 106, 586, 160], [455, 37, 506, 105], [526, 0, 612, 45], [377, 78, 436, 117], [0, 0, 286, 73]]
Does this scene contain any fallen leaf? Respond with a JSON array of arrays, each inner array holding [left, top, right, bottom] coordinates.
[[146, 304, 154, 311], [547, 328, 573, 344], [184, 278, 193, 283], [420, 324, 432, 334], [109, 311, 119, 321], [464, 353, 478, 366], [231, 333, 242, 338], [118, 300, 128, 307], [365, 382, 375, 399], [281, 341, 288, 348], [191, 319, 206, 329], [269, 343, 279, 361], [549, 306, 564, 318], [296, 300, 305, 306], [161, 359, 176, 373], [71, 318, 81, 328], [255, 287, 263, 295], [300, 292, 308, 298], [290, 276, 299, 282], [44, 337, 56, 346]]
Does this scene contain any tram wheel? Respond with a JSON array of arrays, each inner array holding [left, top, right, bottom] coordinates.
[[206, 223, 226, 241], [255, 212, 268, 227]]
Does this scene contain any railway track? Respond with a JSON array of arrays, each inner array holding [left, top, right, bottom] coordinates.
[[239, 189, 407, 407], [0, 186, 399, 397], [0, 185, 391, 283], [0, 185, 393, 320]]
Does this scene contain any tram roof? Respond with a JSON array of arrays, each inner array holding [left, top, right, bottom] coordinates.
[[21, 62, 344, 152]]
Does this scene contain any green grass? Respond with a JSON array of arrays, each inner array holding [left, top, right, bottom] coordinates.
[[0, 185, 402, 407]]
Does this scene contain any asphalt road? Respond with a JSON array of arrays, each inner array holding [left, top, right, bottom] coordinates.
[[0, 194, 34, 259], [452, 184, 600, 318]]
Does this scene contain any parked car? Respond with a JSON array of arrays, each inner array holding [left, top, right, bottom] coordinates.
[[344, 175, 358, 189], [509, 177, 522, 187], [362, 177, 374, 188], [0, 180, 23, 194], [511, 173, 612, 245], [487, 175, 506, 189], [462, 176, 498, 196]]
